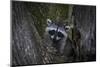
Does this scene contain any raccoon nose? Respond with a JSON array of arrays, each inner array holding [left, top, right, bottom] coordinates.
[[51, 35, 54, 39], [51, 35, 56, 41], [52, 37, 57, 43], [56, 37, 61, 40]]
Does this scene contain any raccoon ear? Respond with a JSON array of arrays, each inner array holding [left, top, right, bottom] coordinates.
[[65, 26, 71, 31], [47, 19, 52, 26]]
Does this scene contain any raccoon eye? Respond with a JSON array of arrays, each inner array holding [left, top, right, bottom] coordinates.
[[58, 32, 64, 38], [48, 30, 55, 35]]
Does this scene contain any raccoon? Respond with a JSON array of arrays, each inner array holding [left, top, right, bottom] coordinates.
[[45, 19, 72, 54]]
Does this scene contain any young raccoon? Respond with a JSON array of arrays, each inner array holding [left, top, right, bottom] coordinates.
[[45, 19, 71, 54]]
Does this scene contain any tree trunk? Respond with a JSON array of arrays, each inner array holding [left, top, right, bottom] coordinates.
[[12, 1, 56, 66], [72, 5, 96, 61]]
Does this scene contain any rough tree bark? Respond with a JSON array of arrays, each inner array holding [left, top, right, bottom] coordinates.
[[12, 1, 43, 65], [12, 1, 56, 66], [72, 5, 96, 61]]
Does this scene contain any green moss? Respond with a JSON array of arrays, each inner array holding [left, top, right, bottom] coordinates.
[[48, 4, 69, 22], [26, 2, 72, 38]]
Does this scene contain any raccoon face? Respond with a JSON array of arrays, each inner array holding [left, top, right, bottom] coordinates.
[[46, 19, 71, 43]]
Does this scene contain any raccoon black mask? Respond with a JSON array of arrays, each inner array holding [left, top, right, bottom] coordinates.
[[46, 19, 70, 43]]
